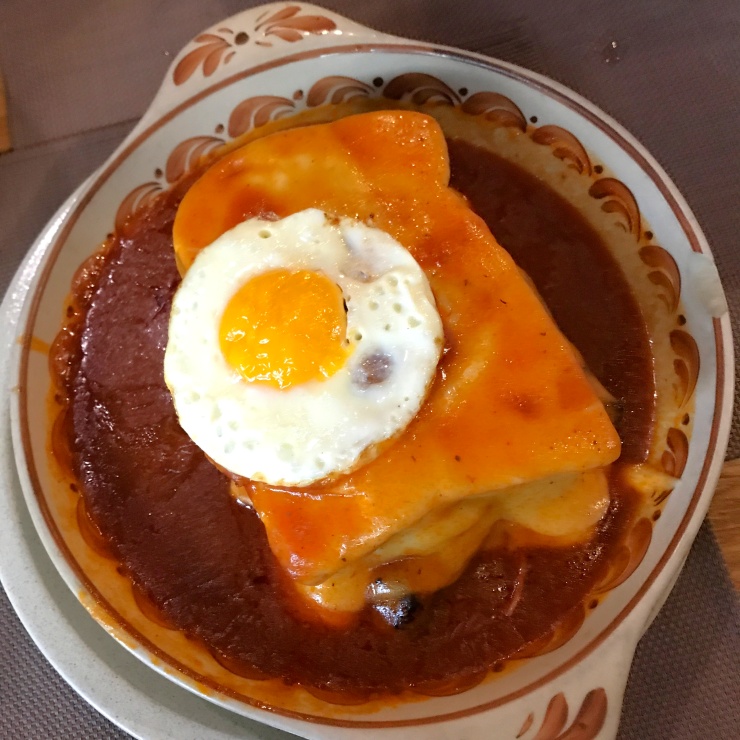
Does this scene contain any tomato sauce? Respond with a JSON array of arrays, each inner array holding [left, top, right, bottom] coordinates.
[[52, 140, 655, 695]]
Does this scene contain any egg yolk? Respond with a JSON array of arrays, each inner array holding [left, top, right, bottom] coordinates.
[[219, 268, 349, 390]]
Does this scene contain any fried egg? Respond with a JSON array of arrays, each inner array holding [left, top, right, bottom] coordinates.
[[164, 208, 444, 487]]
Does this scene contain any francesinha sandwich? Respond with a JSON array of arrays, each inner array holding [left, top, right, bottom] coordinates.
[[163, 110, 621, 625]]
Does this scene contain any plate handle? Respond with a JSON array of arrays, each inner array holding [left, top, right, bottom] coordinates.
[[507, 618, 644, 740], [139, 2, 389, 127]]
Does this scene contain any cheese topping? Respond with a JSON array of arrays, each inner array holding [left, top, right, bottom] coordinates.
[[173, 111, 621, 619]]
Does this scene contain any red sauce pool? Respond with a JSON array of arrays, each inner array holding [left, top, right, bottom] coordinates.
[[51, 140, 655, 695]]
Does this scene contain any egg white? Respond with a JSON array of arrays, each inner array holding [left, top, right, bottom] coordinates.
[[164, 209, 444, 486]]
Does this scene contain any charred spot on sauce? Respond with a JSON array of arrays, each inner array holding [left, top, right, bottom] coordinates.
[[373, 594, 421, 629]]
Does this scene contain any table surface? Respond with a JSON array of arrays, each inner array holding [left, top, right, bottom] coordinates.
[[712, 463, 740, 589], [0, 1, 738, 739]]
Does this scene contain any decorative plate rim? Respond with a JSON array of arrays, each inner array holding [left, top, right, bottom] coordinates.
[[9, 37, 735, 733]]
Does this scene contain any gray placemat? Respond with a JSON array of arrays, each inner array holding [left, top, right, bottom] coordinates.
[[1, 1, 738, 738]]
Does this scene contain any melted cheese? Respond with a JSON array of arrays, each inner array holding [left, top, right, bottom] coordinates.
[[174, 111, 621, 613], [295, 470, 609, 614]]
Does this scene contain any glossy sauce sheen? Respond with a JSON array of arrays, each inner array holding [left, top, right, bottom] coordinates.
[[60, 141, 654, 694]]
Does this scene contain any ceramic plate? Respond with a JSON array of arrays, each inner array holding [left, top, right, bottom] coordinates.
[[3, 4, 733, 739]]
